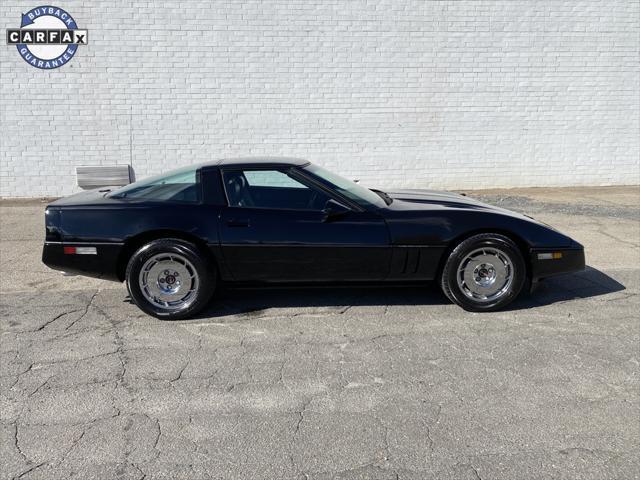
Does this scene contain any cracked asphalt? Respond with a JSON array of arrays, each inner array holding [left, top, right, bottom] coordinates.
[[1, 186, 639, 480]]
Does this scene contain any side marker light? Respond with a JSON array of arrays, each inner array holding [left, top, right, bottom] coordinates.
[[537, 252, 563, 260]]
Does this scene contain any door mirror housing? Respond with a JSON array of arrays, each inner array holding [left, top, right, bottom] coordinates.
[[322, 199, 350, 222]]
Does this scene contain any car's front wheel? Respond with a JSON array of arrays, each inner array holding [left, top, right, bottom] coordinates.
[[440, 233, 526, 312], [125, 238, 215, 319]]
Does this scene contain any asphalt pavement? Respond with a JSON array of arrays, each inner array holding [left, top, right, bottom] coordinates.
[[1, 186, 638, 479]]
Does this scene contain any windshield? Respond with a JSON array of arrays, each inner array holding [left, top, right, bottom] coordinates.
[[107, 165, 200, 203], [303, 164, 387, 209]]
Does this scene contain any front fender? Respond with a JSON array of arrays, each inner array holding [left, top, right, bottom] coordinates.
[[384, 209, 575, 248]]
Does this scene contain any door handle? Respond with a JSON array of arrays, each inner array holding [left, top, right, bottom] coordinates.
[[226, 219, 250, 227]]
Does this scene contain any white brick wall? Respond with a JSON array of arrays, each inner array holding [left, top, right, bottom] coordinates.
[[1, 1, 638, 197]]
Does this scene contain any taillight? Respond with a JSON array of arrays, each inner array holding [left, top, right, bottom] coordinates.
[[63, 246, 97, 255]]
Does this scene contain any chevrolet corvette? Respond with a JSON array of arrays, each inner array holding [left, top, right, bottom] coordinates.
[[42, 158, 585, 319]]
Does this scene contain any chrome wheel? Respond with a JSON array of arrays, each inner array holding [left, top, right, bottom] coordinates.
[[138, 253, 199, 310], [457, 247, 514, 303]]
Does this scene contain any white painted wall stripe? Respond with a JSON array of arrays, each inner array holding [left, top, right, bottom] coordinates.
[[1, 1, 638, 197]]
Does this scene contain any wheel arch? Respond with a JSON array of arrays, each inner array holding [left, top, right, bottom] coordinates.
[[116, 229, 215, 281], [436, 228, 532, 281]]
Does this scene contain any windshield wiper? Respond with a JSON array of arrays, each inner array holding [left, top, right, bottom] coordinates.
[[371, 189, 393, 206]]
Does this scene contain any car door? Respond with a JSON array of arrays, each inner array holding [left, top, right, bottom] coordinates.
[[219, 167, 391, 282]]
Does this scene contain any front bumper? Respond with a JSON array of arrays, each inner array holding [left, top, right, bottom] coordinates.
[[42, 242, 123, 281], [529, 242, 585, 281]]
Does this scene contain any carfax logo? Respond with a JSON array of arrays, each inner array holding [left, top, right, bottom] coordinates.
[[6, 5, 87, 69]]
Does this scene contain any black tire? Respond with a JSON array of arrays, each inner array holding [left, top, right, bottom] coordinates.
[[440, 233, 526, 312], [125, 238, 215, 320]]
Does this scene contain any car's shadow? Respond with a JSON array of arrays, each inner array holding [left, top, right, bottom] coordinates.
[[507, 266, 626, 311], [189, 266, 625, 319]]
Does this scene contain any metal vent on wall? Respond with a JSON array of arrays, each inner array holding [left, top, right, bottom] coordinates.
[[76, 165, 134, 189]]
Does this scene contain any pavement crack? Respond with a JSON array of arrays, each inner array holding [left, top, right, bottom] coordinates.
[[15, 462, 46, 480], [130, 462, 147, 480], [104, 312, 128, 389], [382, 423, 391, 462], [424, 422, 435, 453], [470, 465, 482, 480], [294, 397, 311, 436], [11, 422, 49, 480], [152, 417, 161, 453], [598, 229, 639, 249], [13, 422, 28, 463], [602, 292, 638, 303], [559, 446, 618, 456], [27, 376, 52, 397], [34, 309, 81, 332], [170, 359, 190, 383], [57, 429, 85, 463], [289, 395, 314, 475], [453, 462, 482, 480], [64, 289, 99, 330]]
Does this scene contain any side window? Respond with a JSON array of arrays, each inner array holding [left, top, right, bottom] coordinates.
[[244, 170, 306, 189], [223, 169, 329, 210]]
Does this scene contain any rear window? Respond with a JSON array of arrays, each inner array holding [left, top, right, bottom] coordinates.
[[108, 166, 200, 203]]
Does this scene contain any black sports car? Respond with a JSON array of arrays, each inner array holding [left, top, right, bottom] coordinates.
[[42, 157, 585, 319]]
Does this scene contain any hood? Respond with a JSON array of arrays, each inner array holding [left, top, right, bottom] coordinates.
[[383, 188, 543, 222], [386, 189, 495, 210]]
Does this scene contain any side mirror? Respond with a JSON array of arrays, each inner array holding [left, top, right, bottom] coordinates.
[[322, 199, 350, 222]]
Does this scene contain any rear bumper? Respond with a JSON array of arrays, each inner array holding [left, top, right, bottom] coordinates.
[[42, 242, 123, 281], [530, 242, 585, 281]]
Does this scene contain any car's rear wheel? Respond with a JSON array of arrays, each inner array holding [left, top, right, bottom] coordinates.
[[440, 233, 526, 311], [125, 238, 215, 319]]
